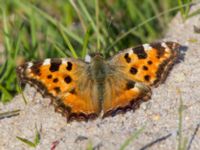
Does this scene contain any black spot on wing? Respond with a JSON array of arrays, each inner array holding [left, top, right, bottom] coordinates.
[[124, 53, 131, 63], [132, 46, 147, 59], [126, 81, 135, 90], [53, 78, 59, 83], [147, 60, 153, 65], [54, 87, 61, 93], [144, 75, 150, 81], [143, 66, 148, 70], [66, 62, 73, 71], [130, 67, 138, 75], [64, 75, 72, 83], [47, 74, 52, 79], [49, 59, 62, 72], [31, 61, 43, 75], [150, 43, 165, 58], [69, 88, 76, 94]]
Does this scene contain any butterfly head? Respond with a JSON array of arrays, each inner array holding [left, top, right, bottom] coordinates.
[[85, 52, 104, 63], [89, 52, 104, 59], [89, 52, 105, 63]]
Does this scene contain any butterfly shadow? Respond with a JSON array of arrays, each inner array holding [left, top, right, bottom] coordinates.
[[176, 45, 188, 63]]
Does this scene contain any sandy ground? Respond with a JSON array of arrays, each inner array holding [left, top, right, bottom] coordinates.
[[1, 4, 200, 150]]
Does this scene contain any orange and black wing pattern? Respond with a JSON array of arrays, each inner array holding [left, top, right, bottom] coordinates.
[[17, 58, 100, 122], [102, 41, 180, 116]]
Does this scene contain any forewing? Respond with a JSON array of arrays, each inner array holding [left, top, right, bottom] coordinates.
[[16, 58, 100, 122], [109, 41, 180, 87]]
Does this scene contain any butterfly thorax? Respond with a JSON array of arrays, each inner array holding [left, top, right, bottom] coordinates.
[[90, 54, 108, 84]]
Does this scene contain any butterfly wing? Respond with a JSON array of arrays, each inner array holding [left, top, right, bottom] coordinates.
[[103, 76, 152, 117], [110, 41, 180, 86], [17, 58, 100, 122], [102, 41, 179, 116]]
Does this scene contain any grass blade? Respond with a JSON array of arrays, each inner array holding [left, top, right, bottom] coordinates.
[[16, 136, 36, 147], [178, 0, 185, 17], [53, 43, 68, 57], [16, 125, 41, 148], [77, 0, 105, 47], [58, 25, 78, 58], [120, 125, 145, 150], [126, 1, 156, 38], [177, 88, 188, 150], [1, 7, 11, 52], [69, 0, 87, 32], [187, 8, 200, 18], [17, 84, 28, 105], [86, 141, 93, 150], [178, 0, 193, 20], [34, 127, 41, 146], [148, 0, 165, 28], [30, 11, 37, 50], [0, 84, 12, 102], [0, 109, 20, 120], [177, 88, 183, 150], [81, 28, 91, 58], [14, 1, 83, 45], [107, 1, 197, 51], [31, 4, 83, 45]]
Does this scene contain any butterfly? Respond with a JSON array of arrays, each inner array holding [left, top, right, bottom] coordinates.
[[16, 41, 180, 122]]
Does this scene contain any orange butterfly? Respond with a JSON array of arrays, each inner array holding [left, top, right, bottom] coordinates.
[[16, 41, 180, 122]]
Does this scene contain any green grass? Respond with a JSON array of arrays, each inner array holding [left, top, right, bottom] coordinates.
[[0, 0, 197, 102], [0, 109, 20, 119], [177, 89, 188, 150], [84, 125, 145, 150], [120, 125, 146, 150], [16, 125, 40, 148]]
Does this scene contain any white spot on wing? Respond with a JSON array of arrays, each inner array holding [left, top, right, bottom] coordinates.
[[131, 87, 139, 92], [161, 42, 168, 48], [27, 62, 33, 68], [143, 44, 152, 51], [161, 42, 170, 52], [43, 59, 51, 65], [62, 59, 67, 64], [128, 49, 133, 54]]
